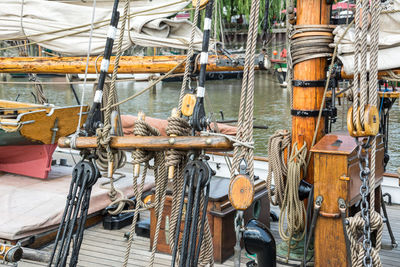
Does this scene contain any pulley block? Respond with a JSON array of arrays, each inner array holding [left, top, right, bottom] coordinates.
[[192, 0, 209, 8], [229, 174, 255, 211], [347, 104, 379, 137], [181, 93, 197, 117]]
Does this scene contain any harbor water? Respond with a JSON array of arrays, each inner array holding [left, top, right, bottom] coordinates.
[[1, 72, 399, 173]]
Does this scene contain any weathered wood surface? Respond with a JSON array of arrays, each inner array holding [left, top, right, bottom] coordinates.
[[6, 204, 400, 267], [0, 55, 252, 74], [19, 106, 88, 144], [58, 136, 234, 151]]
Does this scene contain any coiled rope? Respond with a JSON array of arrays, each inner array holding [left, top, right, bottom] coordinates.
[[266, 130, 291, 207], [278, 142, 307, 250]]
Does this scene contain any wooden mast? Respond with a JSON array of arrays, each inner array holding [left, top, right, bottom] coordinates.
[[0, 55, 260, 74], [292, 0, 330, 183]]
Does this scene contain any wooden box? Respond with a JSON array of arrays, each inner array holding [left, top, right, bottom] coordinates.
[[311, 133, 384, 267], [150, 177, 270, 263]]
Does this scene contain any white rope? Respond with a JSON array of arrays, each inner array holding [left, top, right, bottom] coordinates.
[[75, 0, 97, 134], [200, 131, 254, 149]]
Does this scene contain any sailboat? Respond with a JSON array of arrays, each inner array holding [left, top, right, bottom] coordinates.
[[0, 100, 88, 178]]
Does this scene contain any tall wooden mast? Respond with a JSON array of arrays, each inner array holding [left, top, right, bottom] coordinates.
[[292, 0, 330, 183]]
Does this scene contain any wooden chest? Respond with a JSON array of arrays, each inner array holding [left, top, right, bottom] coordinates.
[[150, 177, 270, 263], [311, 133, 384, 267]]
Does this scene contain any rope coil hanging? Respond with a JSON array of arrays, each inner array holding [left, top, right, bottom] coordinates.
[[266, 130, 291, 207], [289, 25, 335, 66]]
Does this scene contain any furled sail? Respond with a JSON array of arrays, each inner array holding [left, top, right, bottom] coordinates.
[[0, 0, 203, 56], [332, 0, 400, 75]]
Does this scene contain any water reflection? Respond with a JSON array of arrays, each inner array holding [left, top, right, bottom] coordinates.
[[1, 73, 398, 172]]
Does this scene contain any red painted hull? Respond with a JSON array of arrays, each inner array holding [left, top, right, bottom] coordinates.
[[0, 144, 57, 179]]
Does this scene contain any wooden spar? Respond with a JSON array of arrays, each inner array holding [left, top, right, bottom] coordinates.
[[0, 55, 256, 74], [292, 0, 330, 183], [58, 136, 233, 151], [341, 68, 400, 80]]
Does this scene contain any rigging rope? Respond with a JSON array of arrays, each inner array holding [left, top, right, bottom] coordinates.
[[345, 1, 384, 266], [230, 0, 260, 181], [96, 0, 129, 214]]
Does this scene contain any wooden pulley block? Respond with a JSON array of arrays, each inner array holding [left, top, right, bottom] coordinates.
[[347, 104, 379, 137], [192, 0, 209, 8], [181, 93, 197, 117], [228, 174, 254, 211]]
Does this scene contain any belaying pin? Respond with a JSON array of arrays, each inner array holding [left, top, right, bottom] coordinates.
[[134, 111, 145, 177], [168, 108, 179, 179]]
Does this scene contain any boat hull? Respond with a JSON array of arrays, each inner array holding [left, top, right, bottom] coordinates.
[[0, 144, 57, 179]]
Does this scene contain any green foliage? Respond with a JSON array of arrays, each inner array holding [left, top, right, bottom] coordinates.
[[221, 0, 287, 29]]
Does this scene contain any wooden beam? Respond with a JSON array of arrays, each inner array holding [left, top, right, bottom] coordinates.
[[341, 68, 400, 80], [0, 55, 253, 74], [58, 136, 233, 151]]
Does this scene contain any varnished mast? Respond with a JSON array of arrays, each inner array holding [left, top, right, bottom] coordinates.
[[292, 1, 330, 183]]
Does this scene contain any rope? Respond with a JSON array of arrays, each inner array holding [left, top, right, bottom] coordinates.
[[266, 130, 291, 207], [28, 74, 47, 104], [200, 131, 254, 149], [75, 0, 97, 135], [103, 60, 185, 111], [123, 119, 168, 267], [278, 142, 307, 251], [96, 0, 130, 213], [177, 0, 202, 112], [230, 0, 260, 181], [346, 211, 383, 267], [345, 2, 383, 266], [289, 25, 334, 66]]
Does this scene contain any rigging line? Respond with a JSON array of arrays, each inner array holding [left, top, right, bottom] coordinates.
[[0, 78, 138, 85], [101, 60, 185, 111], [177, 0, 202, 112], [0, 0, 189, 42], [76, 0, 97, 134]]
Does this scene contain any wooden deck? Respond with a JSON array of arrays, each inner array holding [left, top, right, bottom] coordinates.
[[8, 204, 400, 267]]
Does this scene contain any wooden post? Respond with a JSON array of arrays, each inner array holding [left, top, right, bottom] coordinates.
[[292, 0, 330, 184]]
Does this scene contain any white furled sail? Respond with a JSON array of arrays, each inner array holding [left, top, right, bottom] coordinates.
[[0, 0, 203, 55], [332, 0, 400, 75]]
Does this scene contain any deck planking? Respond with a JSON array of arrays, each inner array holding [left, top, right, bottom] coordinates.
[[4, 204, 399, 267]]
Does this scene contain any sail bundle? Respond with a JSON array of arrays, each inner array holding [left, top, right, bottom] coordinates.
[[0, 0, 203, 55], [332, 0, 400, 74]]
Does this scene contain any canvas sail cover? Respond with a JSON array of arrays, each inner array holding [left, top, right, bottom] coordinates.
[[332, 0, 400, 75], [0, 0, 203, 56]]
